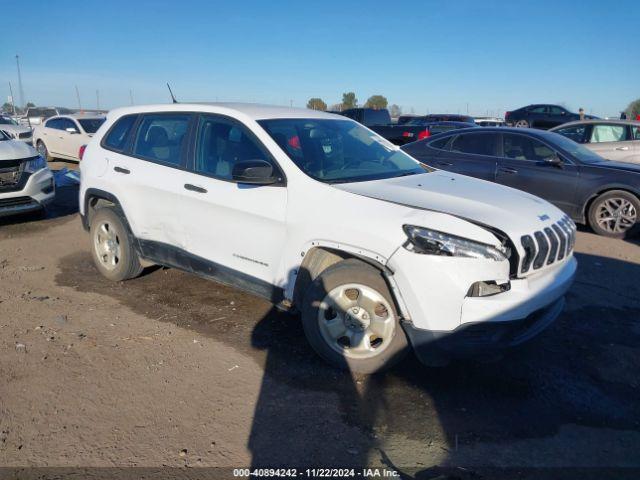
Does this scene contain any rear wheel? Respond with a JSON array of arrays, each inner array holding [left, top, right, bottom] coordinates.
[[301, 259, 408, 373], [36, 140, 51, 161], [90, 207, 143, 281], [515, 119, 529, 128], [588, 190, 639, 238]]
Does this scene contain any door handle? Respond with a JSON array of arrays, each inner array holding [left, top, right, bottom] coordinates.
[[499, 167, 518, 174], [184, 183, 207, 193], [615, 146, 629, 151], [113, 166, 130, 174]]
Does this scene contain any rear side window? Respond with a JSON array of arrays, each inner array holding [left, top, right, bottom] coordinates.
[[132, 114, 191, 166], [428, 136, 453, 150], [633, 126, 640, 140], [528, 106, 547, 113], [503, 134, 555, 161], [194, 115, 273, 180], [450, 133, 497, 156], [45, 118, 62, 129], [103, 115, 138, 151]]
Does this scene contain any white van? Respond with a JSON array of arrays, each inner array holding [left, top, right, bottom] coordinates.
[[79, 103, 577, 372]]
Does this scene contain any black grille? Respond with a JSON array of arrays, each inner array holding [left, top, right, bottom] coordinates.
[[19, 131, 32, 139], [520, 216, 575, 275]]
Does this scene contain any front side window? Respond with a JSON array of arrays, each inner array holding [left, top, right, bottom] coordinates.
[[259, 118, 428, 184], [78, 118, 106, 134], [548, 106, 566, 115], [132, 114, 190, 166], [554, 125, 587, 143], [195, 116, 273, 180], [450, 133, 497, 156], [503, 134, 555, 161], [590, 124, 629, 143], [103, 115, 138, 151]]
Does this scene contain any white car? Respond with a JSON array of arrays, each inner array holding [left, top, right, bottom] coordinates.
[[79, 103, 577, 372], [0, 114, 33, 144], [0, 130, 54, 217], [33, 114, 105, 162]]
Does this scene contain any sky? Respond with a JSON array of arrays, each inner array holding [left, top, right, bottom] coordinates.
[[1, 0, 638, 117]]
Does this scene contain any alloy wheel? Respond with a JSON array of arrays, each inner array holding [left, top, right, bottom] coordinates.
[[595, 197, 637, 234]]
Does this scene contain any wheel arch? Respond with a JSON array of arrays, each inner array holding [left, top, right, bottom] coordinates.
[[582, 185, 640, 222], [288, 244, 410, 319]]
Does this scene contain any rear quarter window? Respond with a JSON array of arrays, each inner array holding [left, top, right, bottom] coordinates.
[[103, 115, 139, 151]]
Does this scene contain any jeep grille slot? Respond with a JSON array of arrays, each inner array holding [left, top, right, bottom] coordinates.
[[519, 216, 575, 275]]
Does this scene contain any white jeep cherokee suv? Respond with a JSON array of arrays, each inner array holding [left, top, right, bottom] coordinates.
[[0, 130, 54, 217], [79, 103, 577, 372]]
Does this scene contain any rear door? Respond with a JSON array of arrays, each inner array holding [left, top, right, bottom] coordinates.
[[432, 132, 499, 181], [41, 118, 64, 155], [495, 132, 579, 216], [586, 123, 634, 162], [179, 113, 288, 287], [105, 112, 195, 253], [57, 118, 84, 159]]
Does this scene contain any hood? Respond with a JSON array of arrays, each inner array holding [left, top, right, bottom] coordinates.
[[0, 139, 38, 161], [332, 170, 565, 237], [0, 124, 31, 134]]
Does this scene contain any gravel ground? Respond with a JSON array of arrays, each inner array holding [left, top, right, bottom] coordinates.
[[0, 164, 639, 478]]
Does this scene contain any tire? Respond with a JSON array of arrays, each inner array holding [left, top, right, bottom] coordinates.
[[515, 119, 529, 128], [89, 207, 143, 281], [301, 258, 408, 374], [588, 190, 639, 238], [36, 140, 52, 162]]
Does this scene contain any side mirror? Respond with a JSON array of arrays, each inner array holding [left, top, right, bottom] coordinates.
[[66, 127, 79, 134], [545, 153, 563, 166], [232, 159, 278, 185]]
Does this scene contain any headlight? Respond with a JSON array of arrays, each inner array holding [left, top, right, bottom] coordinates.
[[24, 155, 48, 173], [403, 225, 509, 261]]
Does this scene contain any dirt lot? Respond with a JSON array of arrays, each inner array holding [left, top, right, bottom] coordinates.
[[1, 164, 639, 478]]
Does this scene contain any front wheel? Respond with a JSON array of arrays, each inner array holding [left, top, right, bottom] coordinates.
[[301, 259, 408, 374], [588, 190, 639, 238]]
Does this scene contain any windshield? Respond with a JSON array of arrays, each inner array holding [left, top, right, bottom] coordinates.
[[259, 118, 429, 184], [549, 133, 605, 164], [78, 118, 106, 133], [0, 116, 18, 125]]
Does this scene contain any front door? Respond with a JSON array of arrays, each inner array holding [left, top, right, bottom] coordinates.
[[180, 114, 288, 290], [495, 132, 580, 217], [57, 118, 85, 159]]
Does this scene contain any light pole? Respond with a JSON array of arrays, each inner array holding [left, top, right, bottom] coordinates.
[[15, 55, 25, 109]]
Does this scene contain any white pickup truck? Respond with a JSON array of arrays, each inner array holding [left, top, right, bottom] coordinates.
[[79, 103, 577, 372]]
